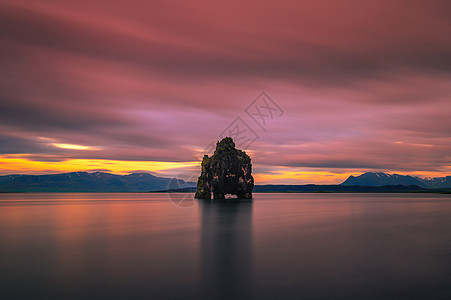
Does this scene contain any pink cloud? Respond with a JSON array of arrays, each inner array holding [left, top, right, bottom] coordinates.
[[0, 0, 450, 182]]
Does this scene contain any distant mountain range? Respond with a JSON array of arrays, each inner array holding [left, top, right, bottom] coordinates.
[[341, 172, 451, 188], [1, 171, 450, 193], [0, 172, 196, 192]]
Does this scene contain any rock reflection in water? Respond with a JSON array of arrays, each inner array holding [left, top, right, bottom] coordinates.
[[199, 199, 253, 299]]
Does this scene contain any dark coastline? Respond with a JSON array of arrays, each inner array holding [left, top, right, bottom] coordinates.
[[156, 185, 451, 194], [2, 188, 450, 193]]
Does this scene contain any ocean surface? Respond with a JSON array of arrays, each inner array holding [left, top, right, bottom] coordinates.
[[1, 193, 451, 299]]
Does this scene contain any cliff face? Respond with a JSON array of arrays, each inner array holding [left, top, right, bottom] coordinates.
[[195, 137, 254, 199]]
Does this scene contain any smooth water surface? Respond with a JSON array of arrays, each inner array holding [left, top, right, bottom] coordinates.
[[1, 193, 451, 299]]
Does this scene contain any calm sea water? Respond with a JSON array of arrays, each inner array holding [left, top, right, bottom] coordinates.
[[1, 193, 451, 299]]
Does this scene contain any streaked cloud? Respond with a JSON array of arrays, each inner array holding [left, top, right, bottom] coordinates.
[[51, 143, 100, 150]]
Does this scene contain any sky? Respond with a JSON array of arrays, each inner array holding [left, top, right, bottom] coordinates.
[[0, 0, 450, 184]]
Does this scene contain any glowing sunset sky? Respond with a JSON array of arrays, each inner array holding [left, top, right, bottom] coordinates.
[[0, 0, 450, 184]]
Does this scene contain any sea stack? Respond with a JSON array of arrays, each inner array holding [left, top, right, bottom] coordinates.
[[195, 137, 254, 199]]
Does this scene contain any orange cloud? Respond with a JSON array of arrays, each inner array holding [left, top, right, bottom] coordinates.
[[253, 168, 451, 185], [254, 170, 360, 185], [51, 143, 100, 150], [0, 155, 198, 175]]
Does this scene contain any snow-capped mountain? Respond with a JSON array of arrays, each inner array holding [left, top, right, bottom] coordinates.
[[341, 172, 451, 188], [341, 172, 423, 186]]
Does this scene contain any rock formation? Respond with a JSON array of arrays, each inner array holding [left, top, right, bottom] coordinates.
[[195, 137, 254, 199]]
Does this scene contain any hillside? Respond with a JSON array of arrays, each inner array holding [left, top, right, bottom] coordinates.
[[0, 172, 195, 192], [341, 172, 451, 188]]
